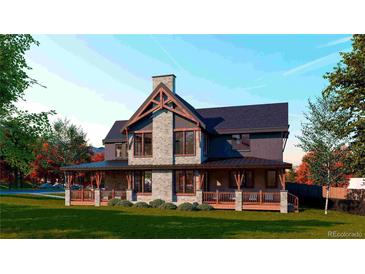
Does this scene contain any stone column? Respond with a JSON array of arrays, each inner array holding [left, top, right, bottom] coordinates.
[[235, 191, 243, 211], [95, 189, 101, 207], [126, 189, 133, 201], [65, 188, 71, 206], [280, 190, 288, 213], [196, 190, 203, 204]]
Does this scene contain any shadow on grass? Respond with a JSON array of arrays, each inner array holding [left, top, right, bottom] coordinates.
[[0, 194, 59, 201], [0, 203, 345, 239]]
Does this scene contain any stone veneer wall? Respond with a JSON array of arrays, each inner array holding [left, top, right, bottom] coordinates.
[[152, 170, 173, 202]]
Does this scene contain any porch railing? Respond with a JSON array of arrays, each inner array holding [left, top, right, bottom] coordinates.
[[242, 191, 280, 204], [203, 191, 235, 204], [70, 189, 94, 201], [203, 191, 281, 205], [288, 192, 299, 212], [101, 190, 127, 201]]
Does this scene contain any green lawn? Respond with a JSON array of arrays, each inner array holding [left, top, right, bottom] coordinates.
[[0, 195, 364, 239]]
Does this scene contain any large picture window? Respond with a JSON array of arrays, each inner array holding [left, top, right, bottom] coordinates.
[[266, 170, 278, 188], [134, 132, 152, 157], [134, 171, 152, 193], [175, 170, 195, 194], [174, 130, 195, 156]]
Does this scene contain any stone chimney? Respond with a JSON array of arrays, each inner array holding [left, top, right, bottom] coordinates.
[[152, 74, 176, 93]]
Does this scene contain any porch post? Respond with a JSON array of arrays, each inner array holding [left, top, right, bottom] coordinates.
[[280, 190, 288, 213], [95, 188, 101, 207], [64, 172, 71, 206], [235, 190, 243, 211], [234, 170, 244, 191], [126, 171, 134, 202], [94, 171, 101, 207], [196, 170, 203, 204]]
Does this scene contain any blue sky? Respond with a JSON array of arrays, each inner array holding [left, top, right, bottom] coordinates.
[[21, 34, 352, 165]]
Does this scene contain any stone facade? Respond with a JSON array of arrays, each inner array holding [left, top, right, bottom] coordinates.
[[235, 191, 243, 211], [94, 189, 101, 207], [152, 74, 175, 93], [65, 189, 71, 206], [280, 190, 288, 213], [152, 170, 173, 202]]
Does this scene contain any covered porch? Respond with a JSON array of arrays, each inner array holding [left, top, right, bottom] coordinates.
[[61, 157, 298, 212]]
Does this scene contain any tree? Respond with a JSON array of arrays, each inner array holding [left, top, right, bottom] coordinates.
[[297, 94, 349, 214], [285, 168, 297, 183], [29, 142, 62, 184], [323, 34, 365, 176], [296, 153, 314, 185], [0, 34, 55, 187], [51, 118, 92, 167], [0, 35, 40, 116], [91, 152, 104, 162], [0, 111, 53, 187]]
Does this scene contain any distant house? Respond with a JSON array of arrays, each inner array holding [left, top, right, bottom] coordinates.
[[61, 74, 298, 212]]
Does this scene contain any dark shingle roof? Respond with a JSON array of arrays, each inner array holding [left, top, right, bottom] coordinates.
[[196, 103, 288, 134], [103, 120, 127, 143], [103, 101, 289, 142]]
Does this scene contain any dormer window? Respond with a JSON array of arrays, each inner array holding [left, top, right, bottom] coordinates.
[[134, 132, 152, 157], [115, 143, 127, 158], [231, 134, 250, 151]]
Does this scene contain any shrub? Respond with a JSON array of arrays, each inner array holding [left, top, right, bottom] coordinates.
[[159, 202, 177, 210], [108, 198, 121, 206], [149, 199, 165, 208], [116, 200, 133, 207], [196, 204, 214, 211], [133, 202, 150, 208], [177, 202, 195, 211], [192, 202, 199, 210]]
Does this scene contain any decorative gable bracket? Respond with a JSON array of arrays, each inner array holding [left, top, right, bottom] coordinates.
[[123, 84, 205, 132]]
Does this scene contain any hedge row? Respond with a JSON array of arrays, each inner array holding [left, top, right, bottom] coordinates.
[[108, 199, 214, 211]]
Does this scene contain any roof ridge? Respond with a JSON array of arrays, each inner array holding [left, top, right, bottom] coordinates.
[[196, 102, 288, 111]]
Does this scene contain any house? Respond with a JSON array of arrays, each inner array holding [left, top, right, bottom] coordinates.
[[61, 74, 298, 213]]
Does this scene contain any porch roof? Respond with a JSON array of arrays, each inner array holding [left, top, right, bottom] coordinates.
[[60, 157, 292, 172]]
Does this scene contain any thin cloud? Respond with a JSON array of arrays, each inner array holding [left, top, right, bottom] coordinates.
[[242, 84, 267, 91], [317, 36, 352, 48], [149, 35, 185, 72], [283, 52, 340, 76]]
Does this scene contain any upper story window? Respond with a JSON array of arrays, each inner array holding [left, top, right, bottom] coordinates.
[[231, 134, 250, 151], [115, 143, 128, 158], [203, 134, 208, 156], [134, 132, 152, 157], [174, 130, 195, 156]]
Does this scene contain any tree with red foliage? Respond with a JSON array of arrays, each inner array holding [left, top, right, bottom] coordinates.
[[296, 153, 314, 185], [91, 152, 104, 162], [29, 142, 62, 184]]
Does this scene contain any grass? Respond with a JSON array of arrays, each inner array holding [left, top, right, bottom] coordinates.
[[0, 195, 364, 239]]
